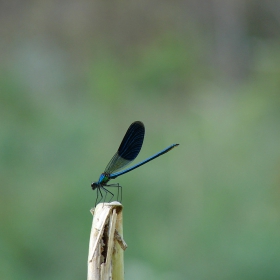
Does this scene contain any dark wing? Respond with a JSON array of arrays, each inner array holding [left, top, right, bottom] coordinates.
[[104, 121, 145, 174]]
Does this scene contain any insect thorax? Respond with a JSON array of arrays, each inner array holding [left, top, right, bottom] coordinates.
[[98, 173, 110, 185]]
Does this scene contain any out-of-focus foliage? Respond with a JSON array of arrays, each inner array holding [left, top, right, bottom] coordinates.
[[1, 1, 280, 279]]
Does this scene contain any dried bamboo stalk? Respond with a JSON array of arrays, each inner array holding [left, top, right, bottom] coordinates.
[[87, 202, 127, 280]]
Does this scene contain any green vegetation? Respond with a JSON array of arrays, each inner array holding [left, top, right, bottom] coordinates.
[[1, 2, 280, 279]]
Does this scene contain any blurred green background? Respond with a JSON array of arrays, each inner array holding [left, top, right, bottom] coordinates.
[[1, 1, 280, 279]]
